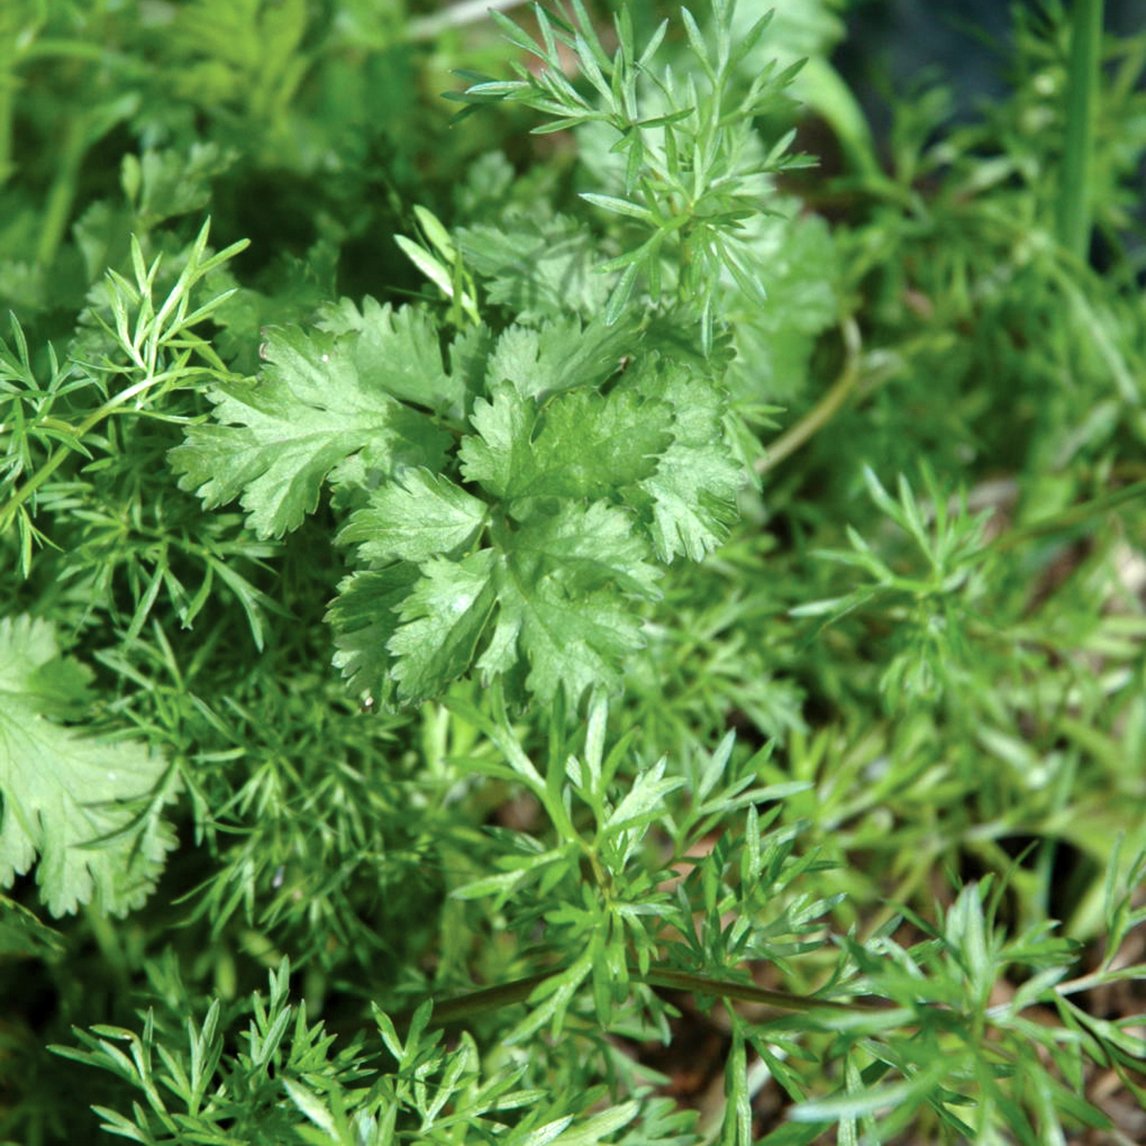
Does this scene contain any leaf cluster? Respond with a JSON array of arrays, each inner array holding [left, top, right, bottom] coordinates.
[[170, 296, 740, 709], [458, 0, 809, 349]]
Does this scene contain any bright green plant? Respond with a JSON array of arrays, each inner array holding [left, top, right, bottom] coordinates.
[[1, 1, 1144, 1143]]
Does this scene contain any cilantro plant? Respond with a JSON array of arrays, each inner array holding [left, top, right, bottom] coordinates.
[[1, 1, 1144, 1143]]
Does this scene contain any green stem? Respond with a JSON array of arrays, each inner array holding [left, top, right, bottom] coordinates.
[[423, 964, 904, 1028], [640, 968, 899, 1014], [0, 68, 13, 188], [1055, 0, 1104, 259], [37, 113, 87, 267], [989, 479, 1146, 551], [756, 318, 861, 475]]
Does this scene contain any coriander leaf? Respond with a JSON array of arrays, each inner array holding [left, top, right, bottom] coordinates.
[[459, 383, 672, 505], [317, 296, 467, 418], [170, 326, 450, 538], [124, 143, 235, 230], [485, 313, 638, 399], [621, 361, 742, 561], [328, 564, 421, 706], [511, 502, 662, 600], [458, 380, 537, 500], [339, 506, 658, 708], [458, 213, 609, 321], [481, 559, 644, 705], [389, 550, 497, 703], [524, 389, 672, 499], [727, 210, 838, 403], [448, 321, 496, 403], [0, 615, 178, 917], [338, 469, 489, 565], [479, 505, 655, 702]]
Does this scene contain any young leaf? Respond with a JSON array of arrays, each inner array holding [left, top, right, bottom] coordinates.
[[171, 326, 450, 538], [484, 553, 646, 705], [388, 550, 498, 703], [621, 360, 742, 560], [317, 295, 468, 418], [338, 468, 488, 565], [483, 313, 638, 399], [460, 383, 672, 505], [510, 502, 661, 600], [458, 214, 609, 320], [0, 616, 177, 916], [525, 388, 673, 500], [458, 380, 538, 500], [328, 564, 422, 704]]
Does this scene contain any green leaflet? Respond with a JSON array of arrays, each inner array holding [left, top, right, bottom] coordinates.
[[457, 380, 537, 501], [317, 295, 468, 418], [457, 212, 609, 321], [388, 550, 499, 704], [171, 325, 451, 538], [327, 564, 421, 706], [479, 568, 645, 705], [509, 501, 662, 601], [618, 359, 743, 561], [339, 468, 488, 565], [482, 507, 655, 704], [333, 504, 660, 707], [484, 313, 640, 399], [0, 616, 178, 917], [460, 382, 672, 504], [512, 387, 672, 501], [725, 208, 838, 405]]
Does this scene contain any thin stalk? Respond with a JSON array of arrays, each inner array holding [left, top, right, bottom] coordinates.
[[36, 114, 87, 267], [641, 968, 902, 1015], [1055, 0, 1104, 259], [408, 0, 530, 41], [423, 964, 905, 1028], [0, 69, 13, 187], [756, 318, 861, 475], [989, 479, 1146, 551]]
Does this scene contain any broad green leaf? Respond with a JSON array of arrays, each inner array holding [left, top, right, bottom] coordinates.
[[458, 381, 537, 500], [389, 551, 498, 703], [484, 313, 639, 399], [726, 210, 837, 403], [171, 326, 449, 538], [523, 389, 672, 500], [0, 616, 177, 917], [339, 468, 489, 565], [481, 551, 646, 705], [512, 502, 661, 600], [460, 383, 672, 505], [458, 214, 609, 321], [621, 360, 742, 560], [331, 504, 657, 709], [318, 295, 467, 417], [327, 564, 421, 705]]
